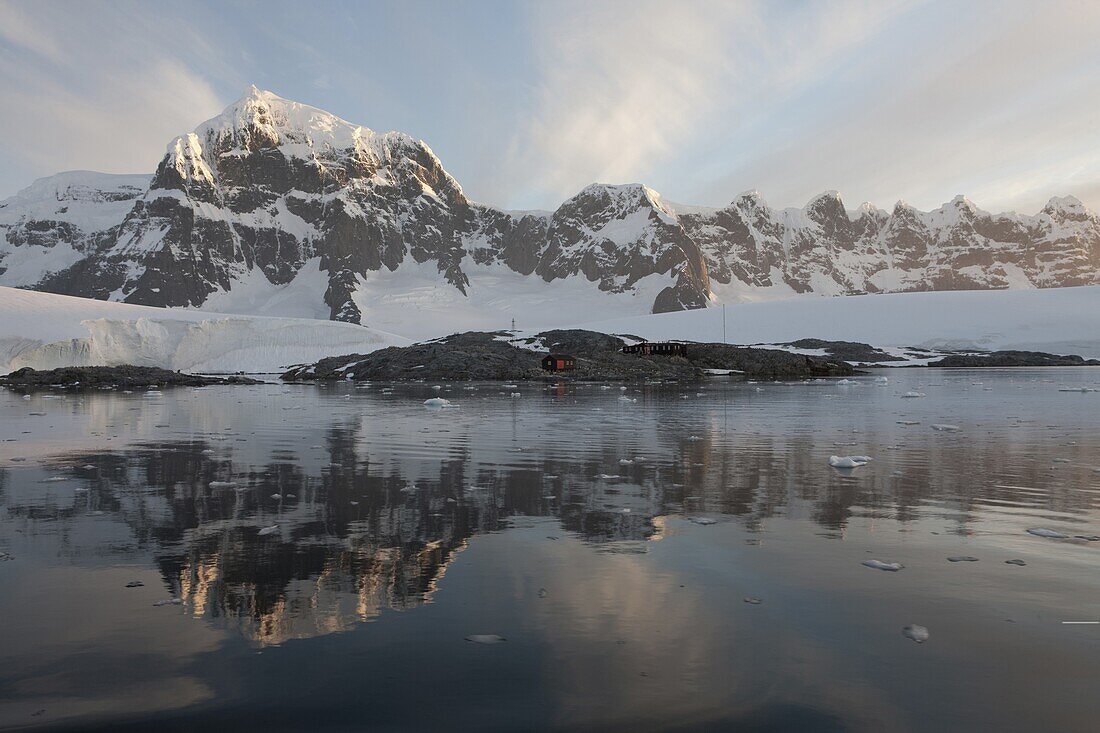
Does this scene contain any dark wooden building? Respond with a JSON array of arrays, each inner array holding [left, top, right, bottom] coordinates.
[[542, 353, 576, 372], [621, 341, 688, 357]]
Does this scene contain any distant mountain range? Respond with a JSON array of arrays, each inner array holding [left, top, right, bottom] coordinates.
[[1, 86, 1097, 325]]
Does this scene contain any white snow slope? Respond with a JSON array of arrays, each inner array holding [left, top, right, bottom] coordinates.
[[0, 286, 408, 373], [584, 285, 1100, 358], [3, 284, 1098, 373]]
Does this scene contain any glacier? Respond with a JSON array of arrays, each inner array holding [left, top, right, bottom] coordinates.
[[0, 286, 408, 373]]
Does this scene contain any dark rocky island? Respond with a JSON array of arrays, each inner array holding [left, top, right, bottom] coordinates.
[[282, 330, 855, 382], [1, 366, 262, 389], [925, 350, 1100, 367]]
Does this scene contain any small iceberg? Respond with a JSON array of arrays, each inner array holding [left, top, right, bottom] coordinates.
[[874, 376, 889, 384], [862, 560, 904, 572], [1026, 527, 1068, 539], [258, 525, 279, 536], [931, 424, 960, 432], [423, 397, 454, 409], [902, 625, 930, 643], [901, 391, 926, 399], [465, 634, 506, 644], [689, 517, 717, 525], [829, 455, 872, 468], [209, 481, 238, 489]]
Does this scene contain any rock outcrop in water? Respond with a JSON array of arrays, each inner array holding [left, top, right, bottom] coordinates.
[[281, 329, 855, 381], [1, 365, 261, 388], [925, 351, 1100, 367]]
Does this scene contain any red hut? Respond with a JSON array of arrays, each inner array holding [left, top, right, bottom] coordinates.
[[542, 353, 576, 372]]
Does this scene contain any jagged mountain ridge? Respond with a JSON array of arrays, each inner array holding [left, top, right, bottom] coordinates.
[[1, 86, 1097, 325]]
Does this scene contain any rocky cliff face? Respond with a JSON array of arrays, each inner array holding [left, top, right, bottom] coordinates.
[[2, 86, 1097, 325]]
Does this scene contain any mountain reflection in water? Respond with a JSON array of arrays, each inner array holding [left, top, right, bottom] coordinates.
[[1, 372, 1099, 731]]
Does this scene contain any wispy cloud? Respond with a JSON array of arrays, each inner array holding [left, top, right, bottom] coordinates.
[[502, 0, 913, 207], [1, 0, 1098, 215], [0, 1, 231, 189]]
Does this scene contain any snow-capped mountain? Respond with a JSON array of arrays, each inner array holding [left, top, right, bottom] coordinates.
[[1, 86, 1097, 328]]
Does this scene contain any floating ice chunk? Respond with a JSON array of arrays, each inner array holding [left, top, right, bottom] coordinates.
[[153, 598, 182, 606], [875, 376, 889, 384], [1026, 527, 1068, 539], [618, 396, 637, 403], [510, 392, 521, 398], [947, 556, 979, 562], [504, 384, 518, 389], [829, 455, 871, 468], [596, 474, 620, 480], [465, 634, 506, 644], [271, 493, 283, 499], [1005, 559, 1027, 566], [1058, 387, 1096, 393], [258, 525, 279, 536], [836, 379, 857, 386], [431, 385, 442, 390], [689, 517, 717, 525], [931, 424, 960, 432], [1052, 457, 1070, 463], [901, 392, 925, 399], [81, 464, 96, 469], [423, 397, 454, 409], [862, 560, 904, 571], [896, 420, 920, 425], [143, 391, 162, 398], [902, 625, 929, 643], [209, 481, 238, 489], [619, 459, 634, 465], [40, 476, 67, 483]]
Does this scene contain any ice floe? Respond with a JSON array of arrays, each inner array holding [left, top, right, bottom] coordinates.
[[903, 625, 930, 643], [829, 455, 872, 468], [862, 560, 904, 571]]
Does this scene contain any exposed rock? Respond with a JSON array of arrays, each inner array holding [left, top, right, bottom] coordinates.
[[781, 338, 907, 363], [3, 88, 1097, 322], [1, 365, 261, 389], [927, 351, 1100, 367], [282, 330, 855, 382]]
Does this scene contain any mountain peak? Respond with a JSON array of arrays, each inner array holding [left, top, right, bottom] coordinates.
[[1042, 194, 1090, 219]]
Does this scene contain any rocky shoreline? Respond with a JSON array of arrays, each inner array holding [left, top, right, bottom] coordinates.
[[0, 366, 262, 389], [924, 351, 1100, 367], [281, 330, 856, 382]]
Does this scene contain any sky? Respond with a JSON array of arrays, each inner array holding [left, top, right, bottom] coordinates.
[[1, 0, 1100, 214]]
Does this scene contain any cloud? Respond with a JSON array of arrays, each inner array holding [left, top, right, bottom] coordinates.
[[685, 1, 1100, 213], [0, 1, 231, 194], [502, 0, 912, 207]]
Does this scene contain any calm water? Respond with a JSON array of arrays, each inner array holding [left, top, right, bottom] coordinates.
[[1, 370, 1099, 732]]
